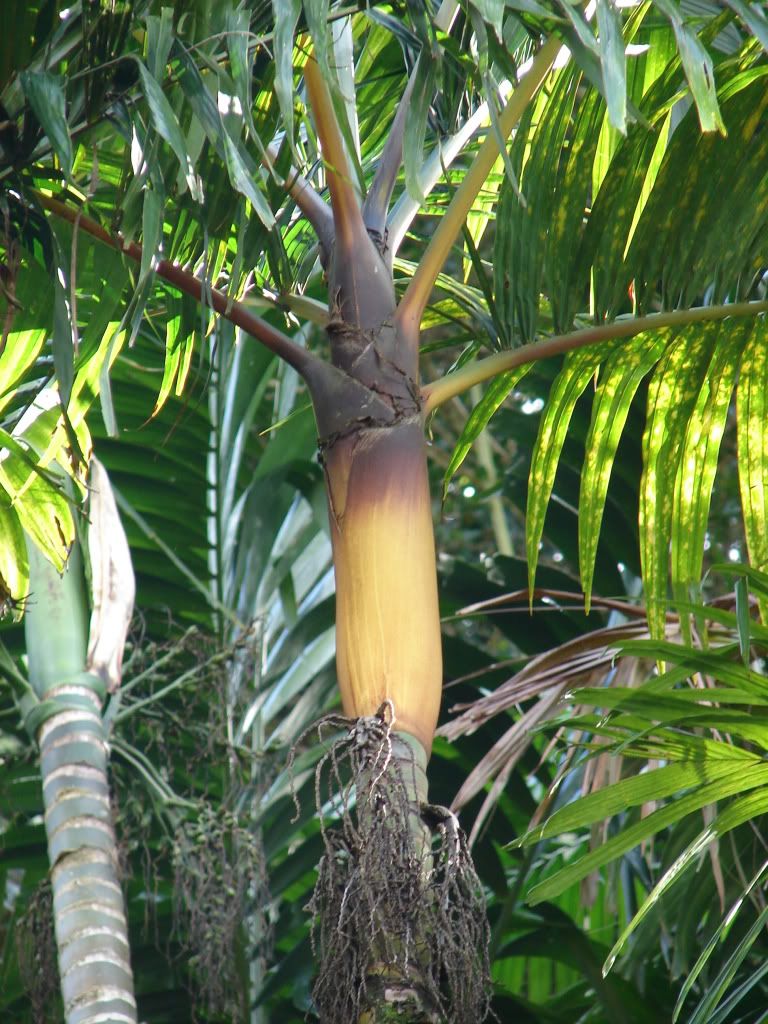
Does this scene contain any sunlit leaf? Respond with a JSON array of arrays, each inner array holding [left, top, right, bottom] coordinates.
[[153, 314, 195, 416], [615, 637, 768, 689], [72, 321, 128, 436], [603, 788, 768, 972], [0, 494, 27, 610], [526, 761, 768, 906], [736, 320, 768, 620], [0, 455, 74, 573], [639, 325, 715, 638], [495, 66, 580, 342], [670, 321, 748, 631], [546, 88, 604, 332], [463, 159, 503, 284], [525, 757, 746, 842], [0, 328, 47, 415], [579, 330, 668, 609], [527, 343, 615, 596]]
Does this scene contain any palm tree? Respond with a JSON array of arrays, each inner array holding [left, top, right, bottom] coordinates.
[[2, 1, 768, 1021]]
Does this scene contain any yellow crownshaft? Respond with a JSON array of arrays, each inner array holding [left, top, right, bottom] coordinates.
[[324, 419, 442, 754]]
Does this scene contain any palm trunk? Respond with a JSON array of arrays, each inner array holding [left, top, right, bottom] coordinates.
[[300, 189, 489, 1024], [295, 50, 493, 1020], [25, 543, 137, 1024]]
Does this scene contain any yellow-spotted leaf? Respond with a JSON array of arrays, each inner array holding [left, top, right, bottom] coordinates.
[[527, 343, 615, 596], [736, 318, 768, 621], [0, 454, 74, 573], [16, 399, 90, 488], [671, 321, 750, 633], [494, 67, 578, 342], [640, 325, 716, 638], [579, 331, 669, 610], [0, 492, 28, 615]]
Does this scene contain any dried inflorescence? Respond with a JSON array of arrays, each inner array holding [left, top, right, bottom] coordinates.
[[296, 705, 491, 1024], [16, 880, 61, 1023], [172, 805, 271, 1022], [111, 622, 274, 1021]]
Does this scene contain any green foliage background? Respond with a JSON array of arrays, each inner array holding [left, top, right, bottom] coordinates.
[[1, 1, 768, 1021]]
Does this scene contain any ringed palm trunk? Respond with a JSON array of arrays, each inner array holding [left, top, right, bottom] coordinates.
[[24, 541, 137, 1024]]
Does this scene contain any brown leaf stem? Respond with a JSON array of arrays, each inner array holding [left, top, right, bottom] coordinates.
[[34, 192, 322, 379], [303, 56, 364, 253]]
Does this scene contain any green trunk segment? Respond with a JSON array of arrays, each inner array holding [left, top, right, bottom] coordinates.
[[356, 732, 438, 1023], [357, 730, 431, 868], [24, 543, 137, 1024]]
